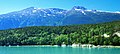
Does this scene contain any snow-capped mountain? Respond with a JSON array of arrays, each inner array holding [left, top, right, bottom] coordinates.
[[0, 6, 120, 30]]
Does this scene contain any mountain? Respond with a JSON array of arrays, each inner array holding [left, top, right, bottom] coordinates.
[[0, 6, 120, 30]]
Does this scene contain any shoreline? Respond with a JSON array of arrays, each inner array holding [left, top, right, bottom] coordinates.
[[1, 45, 120, 48]]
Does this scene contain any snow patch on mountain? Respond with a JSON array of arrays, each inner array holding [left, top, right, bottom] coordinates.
[[114, 11, 120, 14], [74, 9, 82, 11], [19, 15, 22, 18], [47, 14, 51, 16], [13, 15, 16, 17], [81, 11, 86, 15], [32, 10, 37, 13]]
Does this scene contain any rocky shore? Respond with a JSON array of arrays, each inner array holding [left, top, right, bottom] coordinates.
[[2, 44, 120, 48]]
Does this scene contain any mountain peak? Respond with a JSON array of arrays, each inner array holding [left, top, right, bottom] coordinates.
[[25, 7, 34, 9], [72, 6, 87, 10], [49, 8, 66, 12]]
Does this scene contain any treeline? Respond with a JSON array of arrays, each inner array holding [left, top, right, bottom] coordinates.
[[0, 21, 120, 46]]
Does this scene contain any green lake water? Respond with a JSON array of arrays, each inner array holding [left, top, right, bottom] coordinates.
[[0, 46, 120, 54]]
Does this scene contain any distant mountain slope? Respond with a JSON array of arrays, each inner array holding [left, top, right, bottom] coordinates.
[[0, 6, 120, 30]]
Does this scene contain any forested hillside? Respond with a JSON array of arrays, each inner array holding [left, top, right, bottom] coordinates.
[[0, 21, 120, 46]]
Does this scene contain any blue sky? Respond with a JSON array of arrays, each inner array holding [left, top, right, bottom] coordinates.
[[0, 0, 120, 14]]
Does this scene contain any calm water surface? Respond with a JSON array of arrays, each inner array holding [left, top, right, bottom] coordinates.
[[0, 46, 120, 54]]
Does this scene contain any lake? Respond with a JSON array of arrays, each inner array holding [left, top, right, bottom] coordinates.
[[0, 46, 120, 54]]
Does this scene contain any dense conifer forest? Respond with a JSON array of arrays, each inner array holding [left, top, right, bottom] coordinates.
[[0, 21, 120, 46]]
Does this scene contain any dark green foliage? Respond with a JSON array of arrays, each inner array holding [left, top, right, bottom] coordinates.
[[0, 21, 120, 46]]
